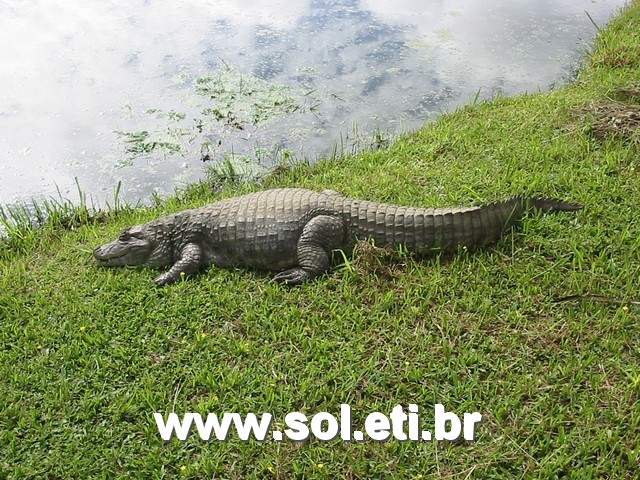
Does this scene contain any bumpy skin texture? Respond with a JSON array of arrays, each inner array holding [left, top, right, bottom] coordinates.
[[93, 188, 582, 285]]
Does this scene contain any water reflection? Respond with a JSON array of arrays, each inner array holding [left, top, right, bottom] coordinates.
[[0, 0, 625, 208]]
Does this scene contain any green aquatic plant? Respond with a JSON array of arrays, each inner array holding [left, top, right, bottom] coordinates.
[[115, 63, 323, 165]]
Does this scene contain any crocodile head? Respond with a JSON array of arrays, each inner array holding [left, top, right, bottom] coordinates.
[[94, 225, 169, 268]]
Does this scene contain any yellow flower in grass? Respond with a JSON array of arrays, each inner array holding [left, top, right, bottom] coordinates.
[[79, 326, 86, 332], [180, 465, 186, 472]]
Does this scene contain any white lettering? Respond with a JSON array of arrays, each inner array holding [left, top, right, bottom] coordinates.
[[311, 412, 339, 441], [434, 404, 462, 441], [389, 405, 408, 440], [463, 412, 483, 441], [284, 412, 309, 441], [364, 412, 391, 441], [154, 412, 193, 441]]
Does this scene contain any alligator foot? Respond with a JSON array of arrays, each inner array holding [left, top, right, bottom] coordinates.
[[271, 214, 345, 286], [271, 267, 318, 286]]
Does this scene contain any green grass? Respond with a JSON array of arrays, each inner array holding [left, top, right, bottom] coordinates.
[[2, 4, 640, 479]]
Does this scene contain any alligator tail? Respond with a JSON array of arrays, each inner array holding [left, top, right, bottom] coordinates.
[[341, 194, 582, 252], [528, 197, 583, 212]]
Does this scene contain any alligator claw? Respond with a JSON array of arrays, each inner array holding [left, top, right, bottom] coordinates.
[[271, 268, 313, 286], [154, 273, 173, 286]]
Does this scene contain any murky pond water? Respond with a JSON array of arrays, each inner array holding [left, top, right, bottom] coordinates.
[[0, 0, 626, 208]]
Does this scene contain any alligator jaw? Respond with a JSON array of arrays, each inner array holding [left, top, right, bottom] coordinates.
[[93, 245, 133, 266]]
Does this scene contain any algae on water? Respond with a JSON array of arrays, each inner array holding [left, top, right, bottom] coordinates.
[[115, 63, 323, 166]]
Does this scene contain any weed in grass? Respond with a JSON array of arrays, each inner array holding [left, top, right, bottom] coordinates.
[[593, 103, 639, 141]]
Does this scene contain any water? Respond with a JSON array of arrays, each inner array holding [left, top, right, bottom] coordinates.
[[0, 0, 625, 208]]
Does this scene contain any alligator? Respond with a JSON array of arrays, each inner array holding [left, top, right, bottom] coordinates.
[[93, 187, 582, 286]]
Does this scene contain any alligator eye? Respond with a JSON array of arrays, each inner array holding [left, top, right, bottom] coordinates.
[[119, 229, 131, 241], [130, 231, 144, 240]]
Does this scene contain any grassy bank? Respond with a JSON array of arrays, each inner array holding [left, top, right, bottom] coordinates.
[[1, 4, 639, 479]]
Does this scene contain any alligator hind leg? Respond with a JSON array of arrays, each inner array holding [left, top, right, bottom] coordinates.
[[271, 215, 345, 285]]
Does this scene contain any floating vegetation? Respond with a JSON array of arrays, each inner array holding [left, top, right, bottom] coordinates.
[[114, 130, 184, 166], [145, 109, 187, 121], [115, 63, 323, 166], [196, 63, 320, 129]]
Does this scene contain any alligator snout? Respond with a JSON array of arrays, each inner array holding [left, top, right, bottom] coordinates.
[[93, 243, 128, 265]]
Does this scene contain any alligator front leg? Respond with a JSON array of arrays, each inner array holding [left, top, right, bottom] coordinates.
[[154, 243, 203, 286], [272, 215, 345, 286]]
